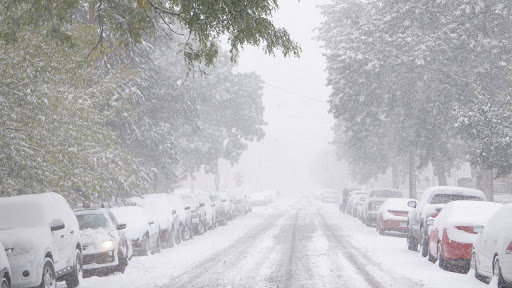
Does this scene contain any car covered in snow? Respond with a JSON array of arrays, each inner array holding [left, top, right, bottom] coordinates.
[[472, 203, 512, 286], [196, 190, 217, 230], [345, 190, 367, 215], [355, 194, 369, 221], [362, 189, 405, 227], [0, 242, 11, 288], [168, 193, 194, 241], [110, 206, 162, 256], [128, 193, 179, 248], [75, 209, 130, 275], [427, 201, 502, 273], [178, 191, 207, 235], [219, 191, 235, 220], [0, 193, 82, 288], [250, 192, 268, 206], [320, 189, 340, 203], [407, 186, 487, 257], [226, 189, 250, 217], [376, 198, 416, 235]]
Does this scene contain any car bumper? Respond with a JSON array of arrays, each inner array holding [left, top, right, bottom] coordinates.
[[7, 253, 41, 287], [442, 240, 472, 261], [380, 219, 408, 233], [82, 250, 118, 271]]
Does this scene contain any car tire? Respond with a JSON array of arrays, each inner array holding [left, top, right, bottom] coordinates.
[[438, 242, 447, 270], [65, 249, 82, 288], [494, 257, 510, 288], [420, 237, 429, 258], [141, 234, 150, 256], [39, 258, 56, 288], [1, 276, 8, 288], [116, 249, 128, 274], [378, 226, 385, 235], [407, 234, 418, 251]]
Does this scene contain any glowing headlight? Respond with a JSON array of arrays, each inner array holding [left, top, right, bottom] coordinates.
[[102, 239, 114, 249]]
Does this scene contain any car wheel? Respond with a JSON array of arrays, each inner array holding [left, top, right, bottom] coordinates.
[[420, 236, 429, 258], [168, 228, 175, 248], [438, 242, 447, 270], [494, 257, 509, 288], [1, 275, 9, 288], [65, 249, 82, 288], [39, 258, 56, 288], [407, 234, 418, 251], [141, 234, 150, 256], [378, 226, 385, 235], [116, 249, 128, 273]]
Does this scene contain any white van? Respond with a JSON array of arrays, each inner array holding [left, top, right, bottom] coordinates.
[[0, 193, 82, 288]]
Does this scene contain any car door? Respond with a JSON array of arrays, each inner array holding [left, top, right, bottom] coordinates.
[[109, 212, 127, 256], [49, 200, 74, 270]]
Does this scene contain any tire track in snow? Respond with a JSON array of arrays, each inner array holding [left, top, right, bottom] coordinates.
[[317, 209, 424, 288]]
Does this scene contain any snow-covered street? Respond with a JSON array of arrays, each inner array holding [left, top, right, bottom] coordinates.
[[71, 198, 495, 288]]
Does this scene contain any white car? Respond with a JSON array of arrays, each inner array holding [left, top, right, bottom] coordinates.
[[111, 206, 161, 256], [168, 193, 194, 241], [362, 189, 405, 227], [196, 190, 217, 230], [0, 242, 11, 288], [345, 190, 367, 215], [472, 203, 512, 286], [75, 209, 130, 275], [128, 193, 179, 248], [407, 186, 487, 257], [0, 193, 82, 288], [376, 198, 416, 235]]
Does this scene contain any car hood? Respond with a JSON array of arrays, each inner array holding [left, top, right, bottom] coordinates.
[[80, 228, 114, 245]]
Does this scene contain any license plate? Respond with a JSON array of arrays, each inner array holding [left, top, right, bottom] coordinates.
[[400, 222, 407, 228]]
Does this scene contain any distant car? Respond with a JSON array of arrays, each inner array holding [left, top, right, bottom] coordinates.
[[168, 193, 194, 240], [407, 186, 487, 258], [196, 190, 217, 230], [321, 189, 340, 203], [0, 242, 11, 288], [219, 192, 235, 221], [210, 191, 229, 226], [179, 192, 207, 235], [110, 206, 161, 256], [345, 190, 367, 215], [250, 193, 268, 206], [472, 203, 512, 286], [227, 189, 249, 216], [362, 189, 405, 227], [75, 209, 130, 276], [427, 201, 502, 273], [355, 194, 369, 220], [0, 193, 82, 288], [376, 198, 416, 235], [128, 193, 178, 248]]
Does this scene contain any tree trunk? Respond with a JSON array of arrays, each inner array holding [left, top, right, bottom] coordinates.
[[433, 161, 448, 186], [408, 151, 417, 199], [477, 168, 494, 201], [391, 162, 400, 189]]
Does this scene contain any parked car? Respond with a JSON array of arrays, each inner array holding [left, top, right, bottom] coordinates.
[[472, 203, 512, 286], [345, 190, 367, 215], [355, 194, 369, 221], [196, 190, 217, 230], [376, 198, 416, 235], [210, 191, 229, 225], [75, 209, 130, 276], [227, 189, 249, 216], [407, 186, 487, 257], [0, 242, 11, 288], [110, 206, 161, 256], [0, 193, 82, 288], [128, 193, 178, 248], [251, 192, 269, 206], [178, 192, 207, 235], [427, 201, 502, 273], [320, 189, 340, 203], [362, 189, 404, 226], [168, 193, 194, 241]]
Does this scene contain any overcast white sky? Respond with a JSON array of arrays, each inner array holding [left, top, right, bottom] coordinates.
[[228, 0, 347, 194]]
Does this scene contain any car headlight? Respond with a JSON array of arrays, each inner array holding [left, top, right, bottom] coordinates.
[[102, 239, 114, 249]]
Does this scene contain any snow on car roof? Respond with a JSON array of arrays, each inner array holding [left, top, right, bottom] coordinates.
[[435, 200, 502, 227], [424, 186, 487, 200], [380, 198, 416, 211]]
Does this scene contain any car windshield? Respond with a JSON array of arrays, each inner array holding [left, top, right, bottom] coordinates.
[[370, 190, 402, 198], [77, 213, 109, 230], [430, 194, 483, 205], [0, 201, 45, 230]]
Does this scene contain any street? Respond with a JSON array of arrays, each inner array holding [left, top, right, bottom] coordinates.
[[77, 198, 491, 288]]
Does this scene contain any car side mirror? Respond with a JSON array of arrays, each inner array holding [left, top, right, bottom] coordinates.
[[426, 217, 435, 226], [50, 219, 65, 232], [117, 223, 126, 230], [199, 203, 205, 207], [474, 225, 484, 234], [184, 206, 191, 210], [407, 200, 417, 209], [148, 220, 155, 225], [172, 209, 177, 215]]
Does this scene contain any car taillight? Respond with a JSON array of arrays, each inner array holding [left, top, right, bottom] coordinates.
[[506, 241, 512, 254], [388, 210, 408, 217], [456, 226, 477, 234]]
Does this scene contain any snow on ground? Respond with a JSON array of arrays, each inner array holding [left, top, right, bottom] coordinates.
[[319, 201, 492, 288], [73, 203, 288, 288]]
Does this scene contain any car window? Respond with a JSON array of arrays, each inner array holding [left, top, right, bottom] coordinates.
[[77, 213, 109, 230], [370, 190, 403, 198], [108, 212, 119, 226], [429, 194, 483, 204]]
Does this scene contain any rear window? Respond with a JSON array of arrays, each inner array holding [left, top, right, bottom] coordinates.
[[430, 194, 483, 204], [77, 213, 109, 230], [370, 190, 403, 198]]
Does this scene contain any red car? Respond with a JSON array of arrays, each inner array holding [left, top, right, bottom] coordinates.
[[376, 198, 416, 235], [427, 200, 502, 273]]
